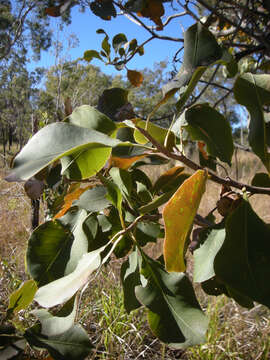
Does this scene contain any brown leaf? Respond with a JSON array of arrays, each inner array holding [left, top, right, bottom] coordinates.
[[198, 141, 208, 160], [111, 155, 146, 169], [137, 0, 164, 30], [127, 69, 144, 87], [54, 185, 93, 219]]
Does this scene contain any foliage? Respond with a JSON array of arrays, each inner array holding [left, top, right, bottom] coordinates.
[[2, 1, 270, 359]]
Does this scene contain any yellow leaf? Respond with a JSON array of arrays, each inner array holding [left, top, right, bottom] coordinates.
[[54, 185, 93, 219], [163, 170, 208, 272], [127, 70, 144, 87]]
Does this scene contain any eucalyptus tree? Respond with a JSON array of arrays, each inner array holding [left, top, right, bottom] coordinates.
[[2, 1, 270, 359]]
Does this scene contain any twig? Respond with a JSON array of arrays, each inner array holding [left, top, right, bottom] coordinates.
[[135, 125, 270, 195]]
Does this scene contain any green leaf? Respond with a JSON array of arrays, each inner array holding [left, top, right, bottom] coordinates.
[[120, 250, 142, 313], [193, 229, 226, 283], [153, 166, 185, 194], [162, 23, 224, 109], [214, 199, 270, 308], [251, 172, 270, 187], [34, 242, 112, 308], [26, 220, 74, 286], [139, 190, 175, 214], [179, 104, 234, 165], [109, 167, 132, 199], [59, 209, 89, 275], [83, 213, 110, 251], [234, 73, 270, 172], [135, 221, 160, 246], [130, 119, 176, 151], [135, 254, 209, 348], [163, 170, 207, 272], [5, 123, 121, 182], [73, 186, 111, 212], [91, 1, 116, 20], [112, 33, 128, 52], [97, 88, 129, 121], [83, 50, 102, 62], [67, 105, 116, 135], [25, 324, 92, 360], [31, 296, 78, 337], [8, 280, 37, 314]]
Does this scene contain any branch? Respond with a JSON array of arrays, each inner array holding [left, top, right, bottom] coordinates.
[[135, 125, 270, 196]]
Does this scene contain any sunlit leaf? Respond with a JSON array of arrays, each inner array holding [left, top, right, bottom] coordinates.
[[193, 228, 226, 282], [153, 166, 185, 194], [8, 280, 37, 314], [163, 170, 207, 272], [110, 154, 146, 169], [127, 69, 143, 87], [83, 50, 102, 62]]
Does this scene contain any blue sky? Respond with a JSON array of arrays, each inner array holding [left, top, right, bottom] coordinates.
[[29, 3, 194, 76]]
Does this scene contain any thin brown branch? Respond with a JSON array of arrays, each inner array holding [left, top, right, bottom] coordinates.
[[135, 125, 270, 195]]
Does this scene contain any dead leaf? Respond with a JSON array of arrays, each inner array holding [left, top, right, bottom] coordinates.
[[127, 69, 144, 87]]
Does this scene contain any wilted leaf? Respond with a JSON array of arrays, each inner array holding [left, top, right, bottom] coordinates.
[[127, 69, 143, 87], [137, 0, 164, 30], [163, 170, 207, 272]]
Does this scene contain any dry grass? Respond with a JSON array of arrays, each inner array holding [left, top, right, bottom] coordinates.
[[0, 148, 270, 359]]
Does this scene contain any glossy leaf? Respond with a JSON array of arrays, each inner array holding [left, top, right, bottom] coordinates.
[[214, 199, 270, 308], [135, 255, 208, 348], [163, 170, 208, 272], [26, 220, 74, 286], [25, 324, 92, 360], [234, 73, 270, 172], [139, 189, 175, 214], [127, 69, 143, 87], [5, 123, 121, 182], [109, 167, 132, 199], [193, 229, 226, 282], [120, 250, 142, 313], [8, 280, 37, 314], [179, 104, 234, 165], [111, 154, 146, 169], [135, 221, 160, 246]]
